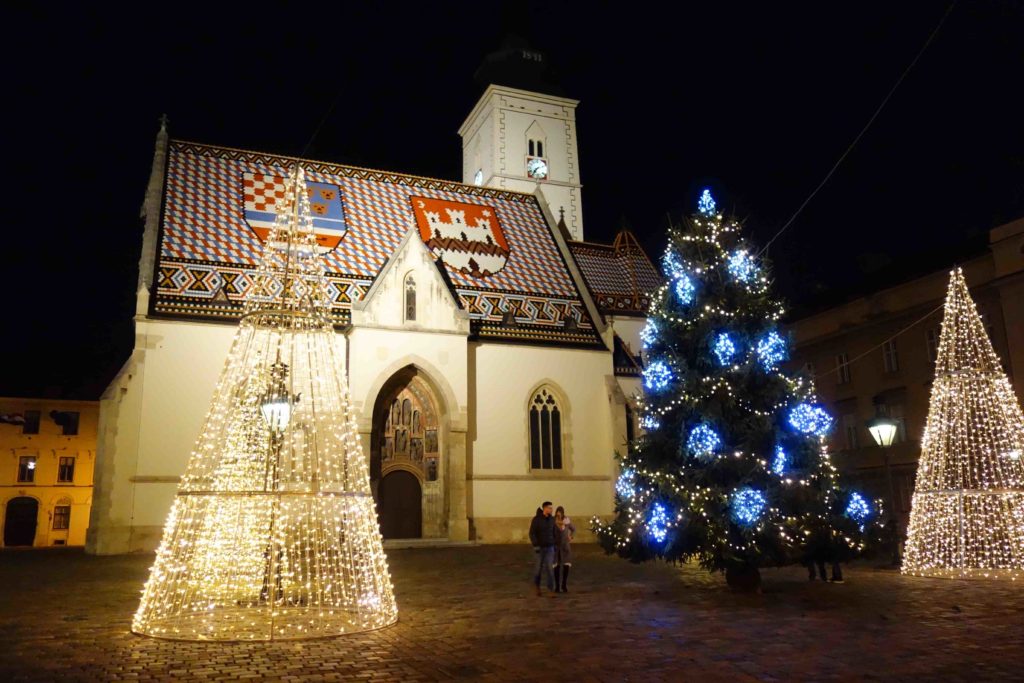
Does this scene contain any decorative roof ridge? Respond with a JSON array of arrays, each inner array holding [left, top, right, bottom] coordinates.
[[168, 138, 540, 201], [568, 239, 617, 250]]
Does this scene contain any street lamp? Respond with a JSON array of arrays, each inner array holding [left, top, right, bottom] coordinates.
[[866, 413, 901, 565], [259, 353, 294, 605], [260, 356, 292, 434]]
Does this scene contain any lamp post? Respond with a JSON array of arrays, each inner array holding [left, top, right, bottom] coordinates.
[[259, 353, 293, 604], [866, 414, 900, 565]]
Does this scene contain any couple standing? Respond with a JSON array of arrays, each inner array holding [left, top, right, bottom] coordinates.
[[528, 501, 574, 596]]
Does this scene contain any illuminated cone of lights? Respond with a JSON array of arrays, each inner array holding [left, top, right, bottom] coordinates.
[[902, 268, 1024, 579], [133, 167, 398, 640]]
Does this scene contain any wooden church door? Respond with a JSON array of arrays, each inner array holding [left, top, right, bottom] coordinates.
[[377, 471, 422, 539]]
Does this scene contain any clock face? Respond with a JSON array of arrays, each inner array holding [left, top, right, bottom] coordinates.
[[526, 157, 548, 180]]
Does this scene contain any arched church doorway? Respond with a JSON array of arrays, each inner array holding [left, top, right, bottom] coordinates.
[[3, 497, 39, 546], [378, 471, 422, 539], [371, 366, 444, 539]]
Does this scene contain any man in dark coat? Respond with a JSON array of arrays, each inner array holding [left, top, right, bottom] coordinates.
[[529, 501, 556, 596]]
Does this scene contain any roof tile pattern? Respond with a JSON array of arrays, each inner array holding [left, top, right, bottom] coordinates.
[[153, 142, 601, 346], [569, 239, 661, 316]]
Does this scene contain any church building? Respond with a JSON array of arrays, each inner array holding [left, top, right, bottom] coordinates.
[[86, 45, 660, 554]]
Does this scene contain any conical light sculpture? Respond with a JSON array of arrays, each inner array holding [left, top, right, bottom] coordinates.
[[902, 268, 1024, 579], [133, 167, 398, 639]]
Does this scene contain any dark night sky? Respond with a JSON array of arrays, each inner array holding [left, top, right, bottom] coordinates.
[[3, 1, 1022, 399]]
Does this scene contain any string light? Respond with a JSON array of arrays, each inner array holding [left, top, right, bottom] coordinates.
[[648, 503, 670, 543], [643, 360, 674, 392], [675, 273, 696, 305], [731, 488, 767, 526], [697, 188, 717, 216], [132, 167, 398, 640], [616, 469, 637, 500], [727, 249, 759, 283], [771, 445, 788, 475], [640, 320, 659, 349], [756, 330, 788, 369], [788, 403, 833, 437], [662, 251, 686, 280], [686, 423, 722, 461], [845, 492, 872, 530], [712, 332, 738, 366], [640, 415, 661, 431], [902, 268, 1024, 580]]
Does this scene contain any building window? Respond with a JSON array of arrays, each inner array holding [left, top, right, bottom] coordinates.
[[802, 362, 816, 379], [841, 414, 859, 450], [529, 387, 563, 470], [926, 328, 940, 363], [890, 403, 908, 443], [23, 410, 40, 435], [404, 275, 416, 322], [17, 456, 37, 483], [883, 340, 899, 373], [528, 139, 535, 156], [625, 403, 635, 445], [835, 353, 851, 385], [57, 456, 75, 483], [52, 505, 70, 530], [51, 411, 79, 436]]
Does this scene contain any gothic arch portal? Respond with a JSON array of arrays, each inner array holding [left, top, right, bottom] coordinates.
[[366, 359, 466, 540]]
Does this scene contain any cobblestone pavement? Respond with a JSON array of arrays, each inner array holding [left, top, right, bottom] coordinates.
[[1, 545, 1022, 682]]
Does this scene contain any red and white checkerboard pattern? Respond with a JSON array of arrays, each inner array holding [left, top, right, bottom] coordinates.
[[243, 173, 286, 212]]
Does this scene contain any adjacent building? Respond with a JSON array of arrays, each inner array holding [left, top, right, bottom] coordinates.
[[787, 218, 1024, 533], [0, 398, 97, 547]]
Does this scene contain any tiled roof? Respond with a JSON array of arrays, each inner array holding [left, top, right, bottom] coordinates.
[[568, 233, 661, 316], [152, 141, 602, 347]]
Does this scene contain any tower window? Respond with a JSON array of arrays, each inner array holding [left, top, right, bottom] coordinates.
[[528, 140, 535, 156]]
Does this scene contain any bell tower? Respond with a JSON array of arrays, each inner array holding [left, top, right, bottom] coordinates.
[[458, 38, 584, 241]]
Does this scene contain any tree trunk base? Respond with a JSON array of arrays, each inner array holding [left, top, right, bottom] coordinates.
[[725, 565, 762, 593]]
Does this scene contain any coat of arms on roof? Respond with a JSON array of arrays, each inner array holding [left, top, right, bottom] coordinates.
[[411, 197, 510, 277], [243, 172, 348, 253]]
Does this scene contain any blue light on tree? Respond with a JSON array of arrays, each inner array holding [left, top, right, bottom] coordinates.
[[674, 273, 696, 305], [756, 331, 788, 369], [771, 445, 788, 475], [845, 492, 872, 530], [712, 332, 737, 366], [648, 503, 670, 543], [686, 423, 722, 460], [615, 469, 636, 500], [643, 361, 673, 392], [640, 415, 661, 431], [697, 188, 717, 216], [727, 249, 759, 283], [640, 320, 659, 349], [662, 251, 686, 280], [731, 488, 768, 526], [788, 403, 833, 436]]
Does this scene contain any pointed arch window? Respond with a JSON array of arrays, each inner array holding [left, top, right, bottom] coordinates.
[[529, 387, 563, 470], [404, 274, 416, 322]]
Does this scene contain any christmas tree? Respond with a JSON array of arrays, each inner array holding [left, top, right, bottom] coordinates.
[[902, 268, 1024, 579], [596, 190, 870, 586], [133, 167, 397, 640]]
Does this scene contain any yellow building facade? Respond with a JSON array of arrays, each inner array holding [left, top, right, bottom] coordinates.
[[0, 398, 97, 547]]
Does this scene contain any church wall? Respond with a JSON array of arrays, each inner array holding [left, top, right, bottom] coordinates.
[[88, 318, 236, 553], [609, 316, 646, 359], [467, 342, 615, 542]]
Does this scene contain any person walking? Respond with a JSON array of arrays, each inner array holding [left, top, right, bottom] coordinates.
[[529, 501, 557, 596], [553, 506, 575, 592]]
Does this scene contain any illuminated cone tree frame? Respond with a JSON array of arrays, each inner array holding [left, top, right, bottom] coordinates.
[[133, 168, 398, 640], [902, 268, 1024, 579]]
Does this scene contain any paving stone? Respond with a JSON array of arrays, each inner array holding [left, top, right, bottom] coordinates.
[[0, 546, 1022, 681]]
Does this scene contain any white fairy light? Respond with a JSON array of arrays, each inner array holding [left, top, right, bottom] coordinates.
[[902, 268, 1024, 580], [132, 167, 398, 640]]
